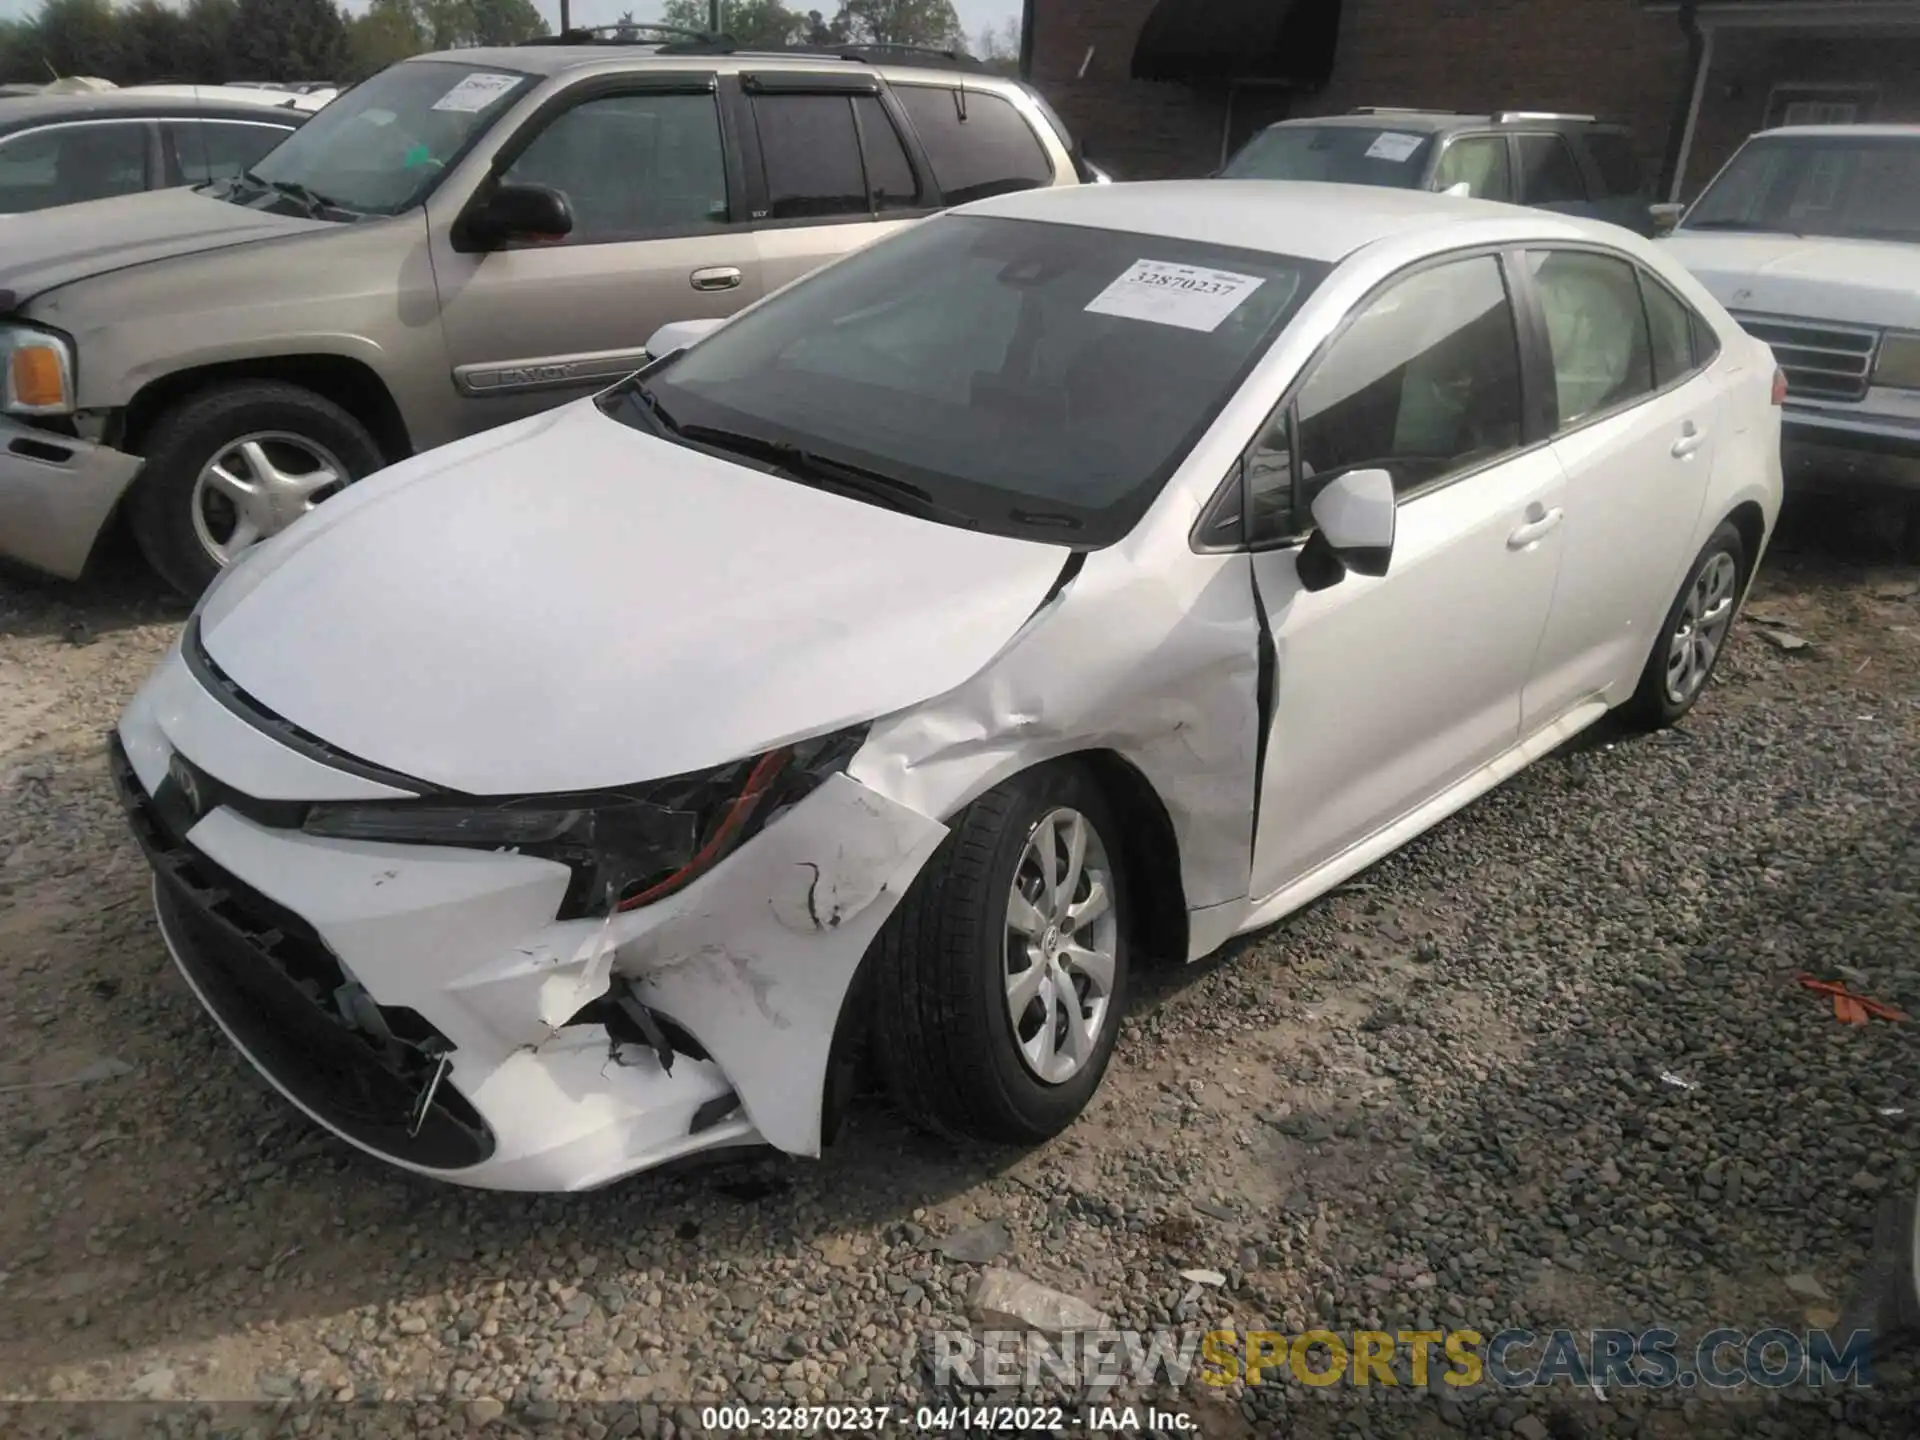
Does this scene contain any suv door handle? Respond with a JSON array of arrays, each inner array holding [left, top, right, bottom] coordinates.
[[1507, 505, 1565, 550], [1671, 422, 1707, 458], [690, 267, 742, 292]]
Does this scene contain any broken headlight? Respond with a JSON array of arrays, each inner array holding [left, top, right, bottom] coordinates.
[[300, 724, 870, 917]]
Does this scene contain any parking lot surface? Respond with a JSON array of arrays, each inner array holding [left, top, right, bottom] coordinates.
[[0, 504, 1916, 1439]]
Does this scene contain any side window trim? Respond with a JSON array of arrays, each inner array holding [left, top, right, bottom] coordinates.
[[1512, 241, 1676, 439], [1190, 244, 1544, 556], [870, 82, 940, 213]]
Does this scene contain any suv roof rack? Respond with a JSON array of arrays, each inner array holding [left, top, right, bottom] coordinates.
[[521, 22, 717, 46], [1493, 110, 1598, 124], [1349, 106, 1455, 116], [652, 38, 988, 70]]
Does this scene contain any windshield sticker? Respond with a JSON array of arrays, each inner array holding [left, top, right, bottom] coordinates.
[[1084, 259, 1268, 334], [431, 72, 521, 114], [362, 109, 397, 127], [1365, 131, 1424, 162]]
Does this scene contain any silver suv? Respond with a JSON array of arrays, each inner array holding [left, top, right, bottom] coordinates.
[[0, 36, 1082, 595]]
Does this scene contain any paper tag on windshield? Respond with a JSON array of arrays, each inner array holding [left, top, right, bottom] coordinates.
[[1365, 131, 1424, 162], [431, 72, 520, 113], [1085, 260, 1267, 333]]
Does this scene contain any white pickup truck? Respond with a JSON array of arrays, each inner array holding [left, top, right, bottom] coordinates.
[[1662, 125, 1920, 531]]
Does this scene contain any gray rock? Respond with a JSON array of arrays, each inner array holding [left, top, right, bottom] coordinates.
[[968, 1268, 1109, 1333], [937, 1221, 1012, 1265]]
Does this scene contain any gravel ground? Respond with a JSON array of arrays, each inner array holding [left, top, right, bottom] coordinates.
[[0, 501, 1916, 1440]]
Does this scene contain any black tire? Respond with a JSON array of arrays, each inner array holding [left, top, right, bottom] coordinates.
[[1621, 519, 1749, 731], [869, 762, 1131, 1144], [128, 381, 384, 599]]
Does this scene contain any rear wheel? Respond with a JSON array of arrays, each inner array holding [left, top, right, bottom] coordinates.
[[870, 763, 1129, 1144], [1622, 519, 1748, 730], [129, 381, 383, 598]]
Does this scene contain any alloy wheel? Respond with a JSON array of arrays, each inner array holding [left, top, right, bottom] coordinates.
[[191, 431, 351, 567], [1003, 806, 1119, 1085], [1665, 550, 1738, 707]]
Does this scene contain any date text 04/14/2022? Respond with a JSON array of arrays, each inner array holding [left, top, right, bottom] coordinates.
[[699, 1404, 1199, 1432]]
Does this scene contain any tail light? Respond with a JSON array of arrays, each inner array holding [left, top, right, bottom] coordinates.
[[1771, 367, 1788, 406]]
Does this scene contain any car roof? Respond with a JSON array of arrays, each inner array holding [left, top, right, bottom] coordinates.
[[401, 45, 1030, 88], [1756, 123, 1920, 140], [0, 91, 308, 129], [959, 179, 1559, 264]]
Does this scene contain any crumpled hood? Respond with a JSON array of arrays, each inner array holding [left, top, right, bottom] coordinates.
[[197, 400, 1073, 795], [0, 187, 323, 308], [1661, 231, 1920, 330]]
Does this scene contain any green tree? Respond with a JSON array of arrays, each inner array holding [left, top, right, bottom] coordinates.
[[182, 0, 240, 82], [800, 7, 847, 45], [421, 0, 547, 49], [663, 0, 804, 47], [972, 17, 1018, 74], [347, 0, 425, 78], [229, 0, 350, 80], [32, 0, 125, 79], [122, 0, 193, 80], [836, 0, 962, 49]]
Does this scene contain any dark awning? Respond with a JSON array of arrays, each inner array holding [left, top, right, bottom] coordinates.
[[1131, 0, 1343, 85]]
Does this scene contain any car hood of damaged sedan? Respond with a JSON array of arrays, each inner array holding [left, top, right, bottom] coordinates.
[[194, 398, 1074, 795]]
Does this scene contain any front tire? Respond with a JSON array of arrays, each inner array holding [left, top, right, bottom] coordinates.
[[128, 381, 384, 599], [1622, 518, 1748, 730], [870, 763, 1130, 1144]]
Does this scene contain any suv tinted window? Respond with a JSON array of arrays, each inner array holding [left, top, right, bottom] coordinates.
[[1432, 136, 1512, 201], [1222, 124, 1434, 189], [1527, 250, 1654, 425], [853, 94, 918, 211], [1515, 133, 1587, 204], [751, 91, 868, 219], [169, 119, 293, 185], [0, 122, 148, 212], [505, 91, 728, 242], [1585, 131, 1644, 196], [896, 85, 1052, 206], [1295, 254, 1523, 506]]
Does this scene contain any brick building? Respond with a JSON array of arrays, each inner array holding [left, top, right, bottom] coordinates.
[[1024, 0, 1920, 200]]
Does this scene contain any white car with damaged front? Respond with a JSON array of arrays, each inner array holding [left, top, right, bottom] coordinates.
[[114, 181, 1784, 1192]]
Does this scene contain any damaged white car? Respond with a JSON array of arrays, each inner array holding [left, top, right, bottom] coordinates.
[[113, 180, 1785, 1191]]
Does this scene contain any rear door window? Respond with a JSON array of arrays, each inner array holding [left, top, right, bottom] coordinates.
[[1432, 135, 1512, 201], [895, 85, 1053, 206], [1526, 249, 1655, 426], [1515, 133, 1588, 205], [853, 94, 920, 212], [750, 91, 870, 220], [168, 119, 295, 185], [0, 121, 149, 212]]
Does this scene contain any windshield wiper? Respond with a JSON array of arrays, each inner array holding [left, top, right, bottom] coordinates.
[[608, 381, 683, 436], [240, 169, 357, 218], [676, 423, 975, 528], [1681, 218, 1796, 234]]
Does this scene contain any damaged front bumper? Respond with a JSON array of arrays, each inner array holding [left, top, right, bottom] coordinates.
[[112, 647, 947, 1191], [0, 416, 143, 580]]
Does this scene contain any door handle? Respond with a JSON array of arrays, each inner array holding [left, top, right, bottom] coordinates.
[[1671, 422, 1707, 459], [690, 266, 742, 292], [1507, 506, 1565, 550]]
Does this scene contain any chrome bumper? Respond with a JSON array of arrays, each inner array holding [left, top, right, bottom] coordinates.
[[0, 416, 143, 579]]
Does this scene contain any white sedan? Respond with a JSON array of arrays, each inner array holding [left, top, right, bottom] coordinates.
[[112, 181, 1784, 1191]]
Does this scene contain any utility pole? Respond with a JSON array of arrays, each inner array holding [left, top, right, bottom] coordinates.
[[709, 1, 723, 35], [559, 0, 571, 34]]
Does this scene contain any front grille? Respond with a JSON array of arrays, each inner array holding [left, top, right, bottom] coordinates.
[[1733, 312, 1880, 403], [109, 734, 495, 1171]]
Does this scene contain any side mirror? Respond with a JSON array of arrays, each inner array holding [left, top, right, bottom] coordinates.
[[1297, 468, 1396, 593], [465, 182, 573, 249], [1649, 202, 1684, 236], [1441, 181, 1473, 198], [644, 317, 726, 361]]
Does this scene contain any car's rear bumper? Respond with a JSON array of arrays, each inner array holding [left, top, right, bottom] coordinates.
[[0, 417, 142, 579], [110, 645, 947, 1191], [1782, 409, 1920, 494]]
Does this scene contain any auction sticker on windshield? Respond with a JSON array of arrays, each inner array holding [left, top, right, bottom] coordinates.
[[1085, 259, 1267, 333], [432, 73, 521, 113], [1365, 131, 1424, 162]]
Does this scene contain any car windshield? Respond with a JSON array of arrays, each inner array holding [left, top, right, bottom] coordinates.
[[611, 214, 1327, 546], [219, 60, 534, 219], [1683, 133, 1920, 244], [1220, 125, 1435, 187]]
